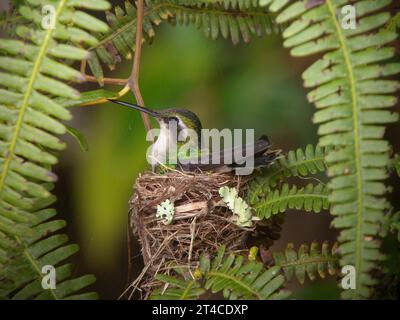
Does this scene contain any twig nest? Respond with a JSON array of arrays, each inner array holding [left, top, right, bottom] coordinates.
[[128, 170, 284, 298], [130, 170, 252, 265]]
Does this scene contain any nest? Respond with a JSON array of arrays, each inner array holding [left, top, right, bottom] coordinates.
[[126, 170, 283, 299]]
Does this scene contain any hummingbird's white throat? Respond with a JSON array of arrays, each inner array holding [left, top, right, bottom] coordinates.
[[148, 117, 194, 171]]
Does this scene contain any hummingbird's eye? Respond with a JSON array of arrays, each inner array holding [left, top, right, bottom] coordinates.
[[169, 116, 179, 123]]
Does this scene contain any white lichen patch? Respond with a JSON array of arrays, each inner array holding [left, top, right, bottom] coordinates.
[[156, 199, 175, 225]]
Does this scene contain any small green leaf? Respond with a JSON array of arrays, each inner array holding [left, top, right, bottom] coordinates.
[[57, 89, 117, 108], [65, 125, 89, 152]]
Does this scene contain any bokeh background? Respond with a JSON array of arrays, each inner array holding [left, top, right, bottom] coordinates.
[[40, 1, 398, 299]]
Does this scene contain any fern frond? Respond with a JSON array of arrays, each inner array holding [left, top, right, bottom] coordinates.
[[87, 0, 279, 84], [248, 144, 327, 204], [272, 241, 339, 284], [0, 208, 97, 300], [168, 0, 280, 43], [252, 183, 329, 219], [270, 0, 399, 299], [151, 245, 290, 300], [0, 0, 110, 299]]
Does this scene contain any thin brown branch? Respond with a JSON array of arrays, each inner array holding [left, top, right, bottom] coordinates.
[[80, 58, 86, 74], [84, 75, 128, 85], [80, 57, 129, 85], [128, 0, 152, 133], [77, 0, 152, 131]]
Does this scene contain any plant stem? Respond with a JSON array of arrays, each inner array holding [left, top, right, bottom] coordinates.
[[84, 75, 128, 85], [129, 0, 152, 134]]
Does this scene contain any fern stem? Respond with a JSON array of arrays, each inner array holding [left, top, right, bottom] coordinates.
[[275, 256, 337, 268], [128, 0, 152, 134], [84, 75, 128, 85], [180, 280, 196, 300], [326, 0, 362, 298]]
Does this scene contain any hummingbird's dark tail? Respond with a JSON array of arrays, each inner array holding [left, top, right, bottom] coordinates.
[[107, 99, 160, 117]]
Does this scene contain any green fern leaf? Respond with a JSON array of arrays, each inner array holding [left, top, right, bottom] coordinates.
[[151, 245, 290, 300], [0, 0, 110, 299], [65, 125, 89, 152], [204, 253, 287, 299], [272, 241, 339, 284], [151, 274, 206, 300], [248, 144, 327, 204], [87, 0, 280, 84], [57, 89, 117, 108], [270, 0, 400, 299], [252, 183, 329, 219]]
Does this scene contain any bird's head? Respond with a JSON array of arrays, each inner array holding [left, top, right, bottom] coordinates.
[[108, 99, 202, 140]]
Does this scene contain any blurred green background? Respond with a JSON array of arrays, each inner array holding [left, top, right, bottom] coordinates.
[[53, 9, 359, 299]]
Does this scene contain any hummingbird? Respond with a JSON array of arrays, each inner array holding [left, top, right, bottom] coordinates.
[[108, 99, 279, 174]]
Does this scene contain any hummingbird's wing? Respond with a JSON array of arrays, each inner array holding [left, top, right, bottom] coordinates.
[[178, 136, 280, 173]]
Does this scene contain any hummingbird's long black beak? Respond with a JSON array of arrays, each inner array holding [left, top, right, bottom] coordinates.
[[107, 99, 160, 118]]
